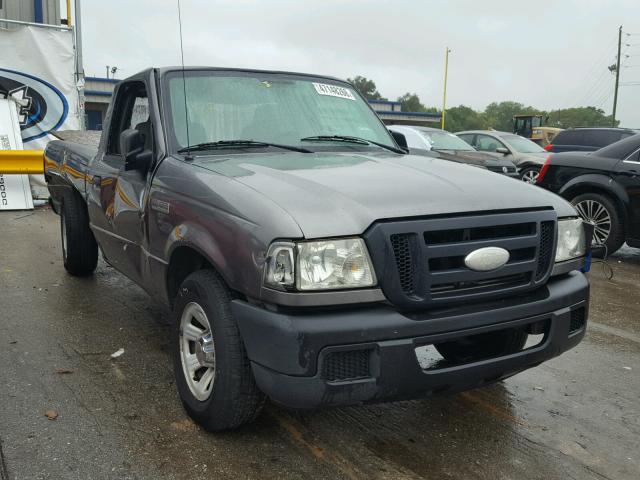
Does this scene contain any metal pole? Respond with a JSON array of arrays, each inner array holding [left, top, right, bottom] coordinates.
[[66, 0, 72, 26], [0, 18, 70, 30], [74, 0, 84, 80], [0, 151, 45, 175], [441, 47, 450, 130], [74, 0, 85, 129], [612, 25, 622, 127]]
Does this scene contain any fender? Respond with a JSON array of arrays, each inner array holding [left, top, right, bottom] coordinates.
[[164, 221, 233, 288], [558, 173, 630, 221]]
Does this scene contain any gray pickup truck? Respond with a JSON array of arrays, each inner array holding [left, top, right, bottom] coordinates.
[[44, 67, 590, 431]]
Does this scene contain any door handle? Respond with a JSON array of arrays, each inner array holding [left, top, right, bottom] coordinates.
[[93, 175, 102, 186]]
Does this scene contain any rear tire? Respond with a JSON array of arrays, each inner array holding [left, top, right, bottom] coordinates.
[[435, 329, 527, 364], [172, 270, 265, 431], [60, 192, 98, 276], [571, 192, 624, 255]]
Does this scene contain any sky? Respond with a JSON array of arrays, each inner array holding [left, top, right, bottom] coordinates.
[[76, 0, 640, 127]]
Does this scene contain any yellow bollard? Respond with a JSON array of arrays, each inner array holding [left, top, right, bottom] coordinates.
[[0, 150, 45, 174]]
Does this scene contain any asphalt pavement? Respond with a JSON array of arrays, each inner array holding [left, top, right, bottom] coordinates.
[[1, 207, 638, 480]]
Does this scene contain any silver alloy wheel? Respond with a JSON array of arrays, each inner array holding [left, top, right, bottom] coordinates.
[[179, 302, 216, 401], [61, 212, 67, 261], [521, 169, 539, 184], [574, 199, 611, 245]]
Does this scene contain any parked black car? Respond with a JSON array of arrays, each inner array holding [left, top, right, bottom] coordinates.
[[537, 133, 640, 254], [544, 127, 636, 153]]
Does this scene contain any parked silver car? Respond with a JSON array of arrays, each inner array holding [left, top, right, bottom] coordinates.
[[388, 125, 518, 177], [456, 130, 549, 183]]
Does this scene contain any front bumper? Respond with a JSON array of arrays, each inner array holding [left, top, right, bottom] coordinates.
[[232, 271, 589, 409]]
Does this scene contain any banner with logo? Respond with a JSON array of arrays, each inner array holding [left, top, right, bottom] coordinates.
[[0, 25, 81, 198], [0, 98, 34, 210]]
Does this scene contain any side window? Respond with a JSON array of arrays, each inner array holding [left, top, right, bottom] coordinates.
[[620, 131, 635, 141], [555, 130, 583, 146], [106, 81, 150, 162], [475, 135, 504, 152], [458, 134, 475, 147], [405, 130, 428, 149], [129, 97, 149, 131], [590, 130, 614, 148], [626, 149, 640, 163]]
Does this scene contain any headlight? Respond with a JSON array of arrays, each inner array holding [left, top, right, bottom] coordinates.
[[264, 238, 376, 291], [264, 242, 296, 289], [555, 218, 586, 262]]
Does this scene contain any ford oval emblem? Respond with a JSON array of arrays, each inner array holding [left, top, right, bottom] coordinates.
[[0, 68, 69, 142], [464, 247, 510, 272]]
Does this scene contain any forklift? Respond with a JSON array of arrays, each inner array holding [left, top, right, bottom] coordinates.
[[513, 114, 562, 147]]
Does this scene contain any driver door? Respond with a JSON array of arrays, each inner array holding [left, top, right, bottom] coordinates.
[[474, 134, 515, 161], [89, 80, 153, 284]]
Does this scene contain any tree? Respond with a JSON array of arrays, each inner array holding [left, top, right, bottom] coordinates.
[[398, 93, 425, 112], [397, 93, 440, 113], [346, 76, 386, 101], [546, 107, 618, 128], [444, 105, 487, 132]]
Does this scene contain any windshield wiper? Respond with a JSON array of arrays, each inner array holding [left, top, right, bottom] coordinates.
[[178, 140, 312, 154], [300, 135, 406, 154]]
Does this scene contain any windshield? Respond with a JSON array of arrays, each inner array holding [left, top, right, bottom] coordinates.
[[165, 71, 395, 152], [502, 134, 545, 153], [419, 130, 475, 151]]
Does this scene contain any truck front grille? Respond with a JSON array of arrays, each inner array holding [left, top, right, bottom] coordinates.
[[365, 210, 557, 310], [391, 233, 416, 296], [536, 221, 555, 281]]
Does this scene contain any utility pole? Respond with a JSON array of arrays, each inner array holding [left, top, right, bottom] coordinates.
[[612, 25, 622, 126], [441, 47, 451, 130], [74, 0, 85, 129]]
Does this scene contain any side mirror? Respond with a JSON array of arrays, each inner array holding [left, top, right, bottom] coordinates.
[[120, 129, 151, 171], [495, 147, 509, 155], [388, 129, 408, 150]]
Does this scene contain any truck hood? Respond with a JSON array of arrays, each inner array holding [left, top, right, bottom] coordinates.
[[191, 151, 576, 238]]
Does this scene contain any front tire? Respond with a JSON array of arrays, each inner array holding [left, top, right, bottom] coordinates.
[[172, 270, 265, 431], [520, 166, 540, 184], [571, 192, 624, 255], [60, 192, 98, 276]]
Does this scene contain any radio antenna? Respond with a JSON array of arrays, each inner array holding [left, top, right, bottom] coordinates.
[[177, 0, 191, 153]]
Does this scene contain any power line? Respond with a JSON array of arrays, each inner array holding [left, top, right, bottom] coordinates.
[[570, 37, 617, 107], [597, 89, 614, 109], [577, 67, 612, 106]]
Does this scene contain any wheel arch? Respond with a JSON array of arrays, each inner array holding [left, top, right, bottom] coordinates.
[[165, 242, 238, 307], [519, 161, 543, 170], [559, 174, 629, 224]]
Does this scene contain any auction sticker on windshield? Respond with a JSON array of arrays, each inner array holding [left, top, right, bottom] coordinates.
[[313, 83, 356, 100]]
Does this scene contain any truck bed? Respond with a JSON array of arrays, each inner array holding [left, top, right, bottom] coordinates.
[[44, 134, 99, 204]]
